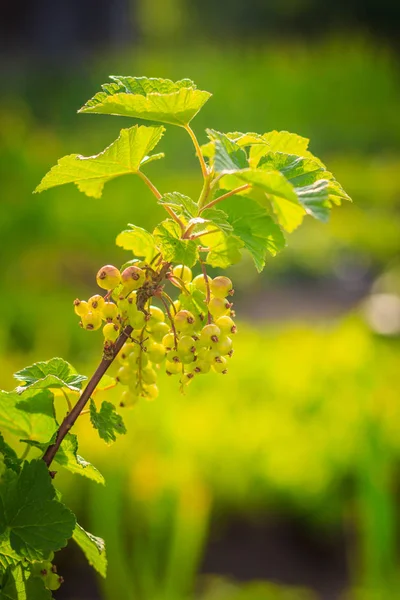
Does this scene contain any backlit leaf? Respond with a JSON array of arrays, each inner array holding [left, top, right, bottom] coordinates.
[[73, 524, 107, 578], [153, 220, 198, 267], [79, 76, 211, 127], [14, 358, 86, 394], [35, 125, 165, 198], [116, 224, 157, 263]]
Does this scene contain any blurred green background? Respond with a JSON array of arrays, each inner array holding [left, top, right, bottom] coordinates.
[[1, 1, 400, 598]]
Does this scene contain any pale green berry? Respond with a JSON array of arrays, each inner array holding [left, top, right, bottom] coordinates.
[[208, 297, 230, 318], [102, 301, 119, 322], [162, 333, 176, 350], [194, 360, 211, 374], [44, 572, 62, 591], [74, 299, 89, 317], [120, 390, 139, 408], [96, 265, 121, 290], [210, 276, 233, 298], [215, 315, 237, 335], [214, 335, 233, 355], [212, 356, 228, 374], [129, 309, 145, 329], [172, 264, 193, 284], [121, 265, 146, 291], [149, 305, 165, 322], [166, 350, 181, 364], [192, 274, 209, 294], [165, 361, 181, 375], [142, 367, 157, 385], [147, 342, 166, 364], [177, 335, 196, 355], [174, 310, 196, 333], [82, 312, 102, 331], [199, 323, 221, 345], [116, 366, 132, 385], [142, 384, 159, 401], [88, 294, 105, 312], [150, 321, 170, 341], [103, 322, 119, 342]]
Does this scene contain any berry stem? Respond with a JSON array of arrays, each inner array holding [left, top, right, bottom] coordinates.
[[200, 184, 251, 211], [189, 228, 220, 240], [61, 389, 72, 413], [185, 124, 208, 179], [160, 293, 178, 349], [199, 258, 212, 324], [42, 325, 133, 468]]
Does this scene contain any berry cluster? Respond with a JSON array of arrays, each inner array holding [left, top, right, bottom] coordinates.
[[74, 262, 236, 407], [31, 555, 63, 591]]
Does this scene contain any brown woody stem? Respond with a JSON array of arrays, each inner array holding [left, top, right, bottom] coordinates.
[[42, 325, 133, 467]]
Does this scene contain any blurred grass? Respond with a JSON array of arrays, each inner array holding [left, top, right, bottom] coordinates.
[[1, 38, 400, 598]]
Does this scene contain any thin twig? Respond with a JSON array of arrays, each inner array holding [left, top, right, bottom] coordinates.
[[42, 325, 133, 467], [201, 184, 251, 212], [189, 228, 220, 240], [185, 124, 208, 178], [137, 171, 185, 232]]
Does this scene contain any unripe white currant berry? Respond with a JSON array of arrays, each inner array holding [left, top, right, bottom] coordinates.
[[142, 367, 157, 385], [215, 315, 237, 335], [192, 274, 209, 293], [174, 310, 196, 333], [103, 322, 119, 342], [82, 312, 102, 331], [121, 266, 146, 291], [147, 342, 166, 364], [194, 360, 211, 374], [116, 366, 132, 385], [172, 265, 193, 284], [148, 305, 165, 322], [162, 333, 176, 350], [96, 265, 121, 290], [74, 299, 89, 317], [150, 321, 170, 341], [165, 361, 181, 375], [88, 294, 105, 312], [208, 297, 230, 318], [178, 336, 196, 355], [214, 336, 233, 355], [120, 390, 138, 408], [212, 356, 228, 374], [102, 301, 119, 322], [142, 383, 159, 401], [199, 323, 221, 345], [210, 276, 233, 298]]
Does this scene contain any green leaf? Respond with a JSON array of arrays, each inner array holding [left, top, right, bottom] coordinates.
[[0, 437, 20, 475], [35, 125, 165, 198], [79, 76, 211, 127], [21, 435, 104, 485], [158, 192, 197, 222], [258, 152, 351, 222], [0, 461, 75, 561], [0, 533, 21, 573], [0, 565, 53, 600], [249, 130, 310, 167], [14, 358, 86, 394], [205, 231, 244, 269], [72, 524, 107, 578], [116, 224, 157, 263], [201, 207, 233, 235], [153, 220, 199, 267], [0, 389, 57, 443], [205, 130, 248, 173], [219, 195, 286, 272], [89, 401, 126, 444], [233, 168, 298, 203]]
